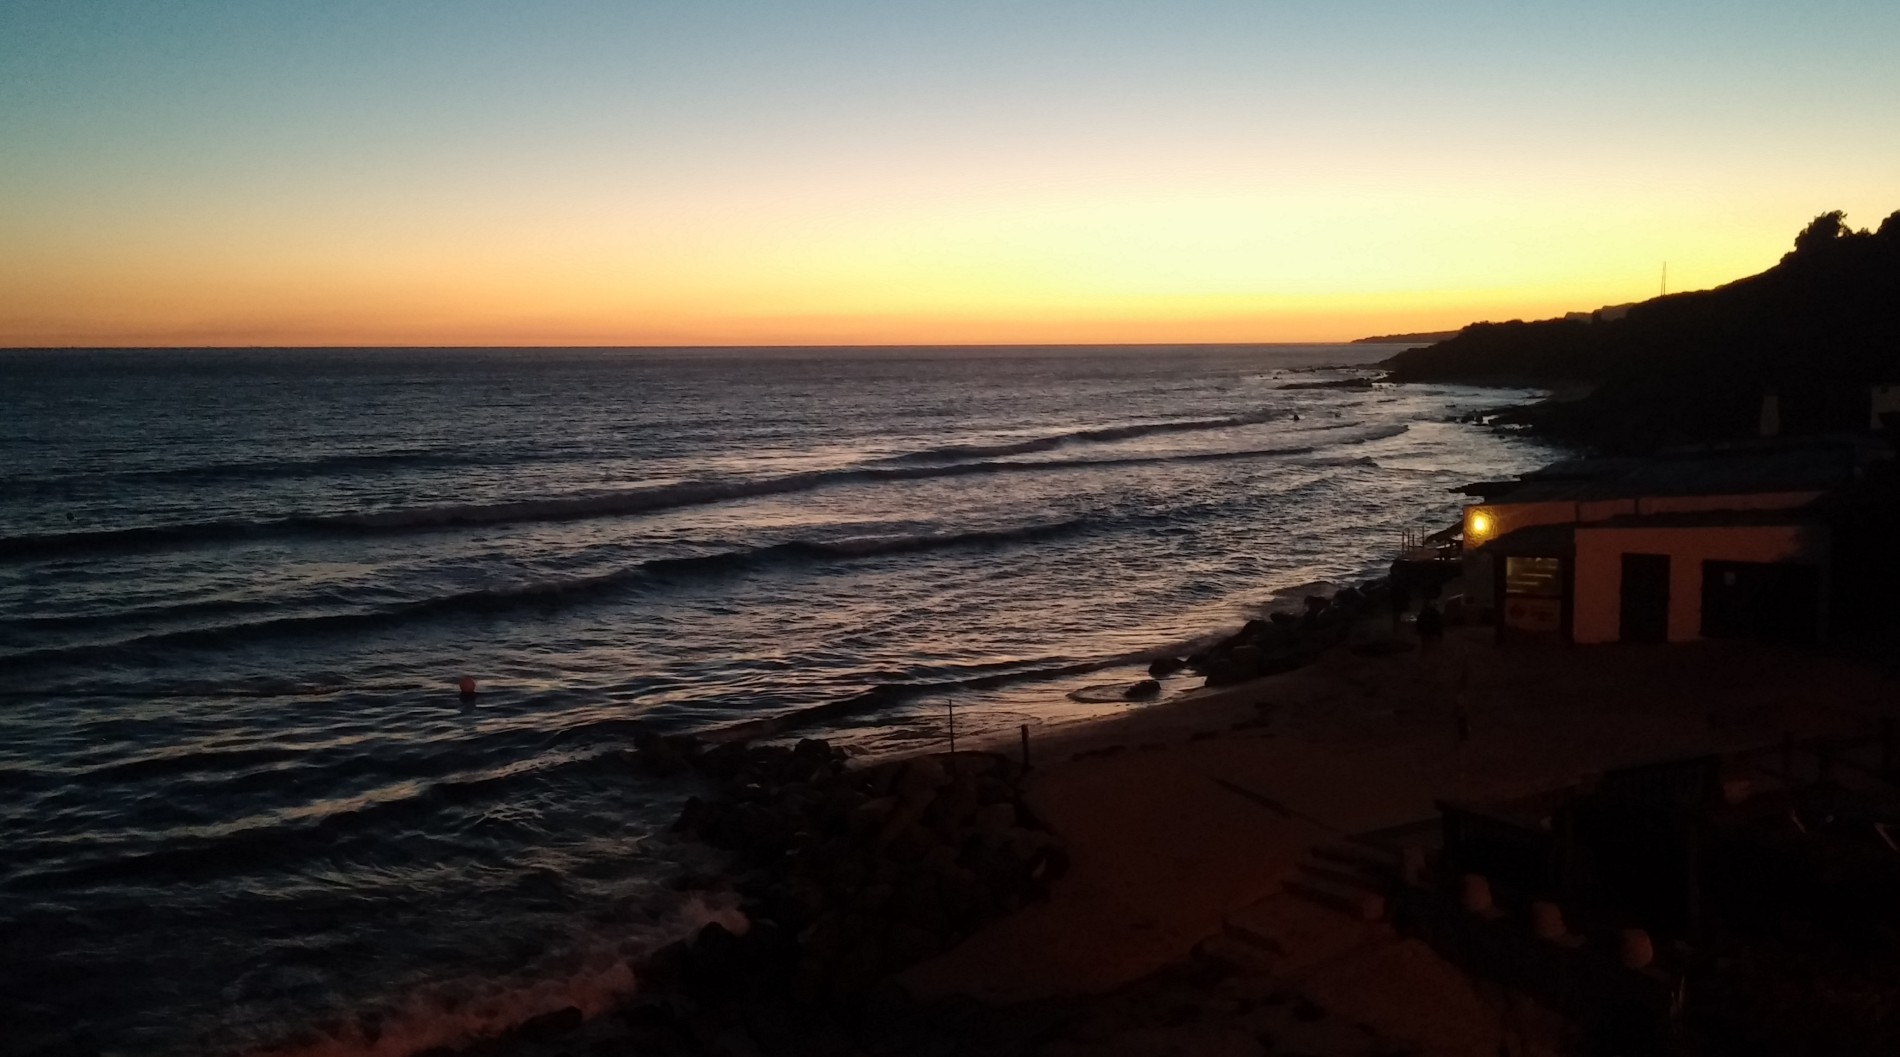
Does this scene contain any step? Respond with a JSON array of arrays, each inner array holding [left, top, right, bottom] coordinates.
[[1299, 860, 1390, 892], [1309, 838, 1400, 875], [1282, 871, 1386, 921], [1194, 934, 1279, 977]]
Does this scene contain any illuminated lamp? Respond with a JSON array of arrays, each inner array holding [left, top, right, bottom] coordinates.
[[1466, 510, 1493, 541]]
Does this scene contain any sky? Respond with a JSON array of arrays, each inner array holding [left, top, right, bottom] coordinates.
[[2, 1, 1896, 347]]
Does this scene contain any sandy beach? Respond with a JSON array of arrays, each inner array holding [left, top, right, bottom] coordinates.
[[882, 617, 1900, 1055], [267, 585, 1900, 1057]]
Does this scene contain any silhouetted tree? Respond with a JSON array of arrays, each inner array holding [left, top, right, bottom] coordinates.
[[1792, 210, 1849, 254]]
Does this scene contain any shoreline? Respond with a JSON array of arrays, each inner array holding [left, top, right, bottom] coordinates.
[[435, 572, 1900, 1057]]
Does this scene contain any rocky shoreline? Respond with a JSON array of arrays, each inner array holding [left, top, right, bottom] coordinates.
[[423, 571, 1461, 1057], [408, 733, 1064, 1057]]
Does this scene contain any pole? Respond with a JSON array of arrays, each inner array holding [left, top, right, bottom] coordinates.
[[946, 697, 956, 757], [1020, 723, 1031, 772]]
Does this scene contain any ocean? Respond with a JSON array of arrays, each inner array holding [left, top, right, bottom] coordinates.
[[0, 345, 1549, 1055]]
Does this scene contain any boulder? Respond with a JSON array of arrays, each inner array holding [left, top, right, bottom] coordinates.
[[972, 801, 1017, 833], [793, 737, 834, 760], [633, 731, 692, 777], [895, 757, 949, 804], [849, 796, 898, 838], [673, 796, 709, 834], [1227, 646, 1263, 677], [1147, 656, 1187, 677], [696, 741, 755, 781], [514, 1005, 584, 1041], [860, 761, 902, 798], [1122, 678, 1162, 700], [924, 776, 981, 832]]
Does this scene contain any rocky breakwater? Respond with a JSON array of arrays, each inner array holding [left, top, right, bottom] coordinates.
[[1163, 581, 1389, 688], [501, 735, 1071, 1057], [665, 738, 1066, 1000]]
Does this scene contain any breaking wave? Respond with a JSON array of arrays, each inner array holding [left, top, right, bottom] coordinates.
[[0, 429, 1405, 563], [877, 409, 1285, 463], [0, 519, 1102, 668]]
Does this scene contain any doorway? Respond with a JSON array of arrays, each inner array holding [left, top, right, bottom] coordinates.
[[1619, 553, 1671, 643]]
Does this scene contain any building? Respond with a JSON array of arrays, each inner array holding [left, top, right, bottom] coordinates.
[[1460, 439, 1887, 645]]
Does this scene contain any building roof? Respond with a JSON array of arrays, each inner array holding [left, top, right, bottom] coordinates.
[[1484, 523, 1576, 556], [1586, 509, 1825, 530], [1472, 440, 1880, 506]]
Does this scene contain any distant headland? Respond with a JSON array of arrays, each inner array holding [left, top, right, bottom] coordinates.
[[1380, 209, 1900, 453], [1350, 329, 1461, 346]]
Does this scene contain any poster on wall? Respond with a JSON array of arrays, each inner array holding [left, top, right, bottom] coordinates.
[[1504, 596, 1562, 633]]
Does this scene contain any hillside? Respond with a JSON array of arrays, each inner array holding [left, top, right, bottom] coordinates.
[[1350, 329, 1461, 345], [1382, 211, 1900, 452]]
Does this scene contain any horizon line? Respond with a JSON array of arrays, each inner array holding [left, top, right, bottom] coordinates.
[[0, 339, 1434, 352]]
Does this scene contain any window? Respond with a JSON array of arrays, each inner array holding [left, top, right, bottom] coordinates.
[[1505, 556, 1564, 597]]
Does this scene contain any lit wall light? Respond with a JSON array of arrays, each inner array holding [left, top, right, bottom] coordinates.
[[1466, 509, 1493, 543]]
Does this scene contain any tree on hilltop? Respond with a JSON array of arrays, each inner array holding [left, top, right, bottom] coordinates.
[[1791, 210, 1851, 255]]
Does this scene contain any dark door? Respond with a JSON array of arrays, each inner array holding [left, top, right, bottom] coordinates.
[[1701, 560, 1822, 643], [1619, 553, 1671, 642]]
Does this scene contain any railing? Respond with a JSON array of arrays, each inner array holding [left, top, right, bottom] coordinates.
[[1399, 524, 1461, 562]]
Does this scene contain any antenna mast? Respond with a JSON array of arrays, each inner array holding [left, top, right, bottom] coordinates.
[[1661, 262, 1668, 297]]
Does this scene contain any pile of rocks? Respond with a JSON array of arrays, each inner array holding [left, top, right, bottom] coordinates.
[[657, 737, 1067, 1007], [1160, 581, 1389, 687], [433, 738, 1069, 1056]]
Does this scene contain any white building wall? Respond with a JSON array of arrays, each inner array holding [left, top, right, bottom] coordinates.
[[1571, 525, 1829, 644]]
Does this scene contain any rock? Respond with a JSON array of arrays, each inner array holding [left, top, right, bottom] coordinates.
[[1227, 646, 1262, 677], [673, 796, 709, 834], [830, 935, 886, 997], [633, 730, 692, 776], [1147, 656, 1187, 677], [886, 921, 946, 964], [1123, 678, 1162, 700], [799, 912, 849, 963], [514, 1005, 584, 1041], [1619, 928, 1654, 969], [687, 921, 751, 993], [881, 818, 938, 863], [895, 757, 949, 804], [794, 737, 833, 760], [972, 801, 1016, 832], [696, 741, 755, 781], [1460, 873, 1493, 913], [849, 796, 898, 837], [860, 761, 902, 798], [1002, 826, 1052, 864], [1530, 901, 1566, 941], [924, 776, 980, 832], [854, 882, 895, 914], [667, 869, 727, 892], [893, 870, 949, 932]]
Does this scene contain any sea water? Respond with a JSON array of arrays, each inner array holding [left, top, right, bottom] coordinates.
[[0, 345, 1549, 1054]]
